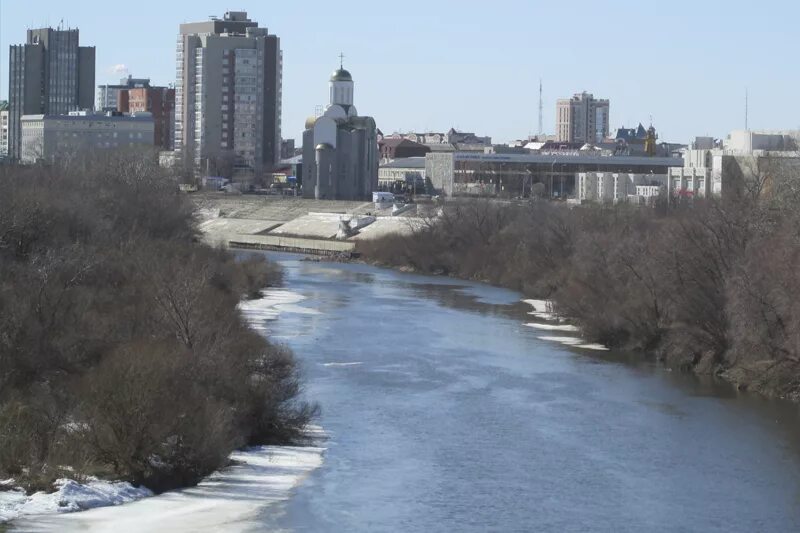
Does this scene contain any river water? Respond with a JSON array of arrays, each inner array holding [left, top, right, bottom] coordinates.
[[249, 253, 800, 533]]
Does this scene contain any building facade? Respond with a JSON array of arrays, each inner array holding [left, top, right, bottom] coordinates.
[[301, 64, 378, 200], [426, 152, 679, 198], [96, 75, 151, 112], [667, 139, 800, 202], [0, 101, 9, 158], [20, 111, 154, 163], [556, 92, 609, 144], [118, 85, 175, 150], [8, 27, 96, 160], [577, 172, 666, 204], [378, 157, 426, 191], [175, 11, 282, 178]]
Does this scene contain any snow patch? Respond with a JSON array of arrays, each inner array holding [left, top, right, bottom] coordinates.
[[12, 444, 325, 532], [538, 336, 584, 346], [523, 299, 610, 352], [525, 323, 580, 332], [237, 288, 319, 331], [322, 362, 363, 368], [0, 478, 152, 524]]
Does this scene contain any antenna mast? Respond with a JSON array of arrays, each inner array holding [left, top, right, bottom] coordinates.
[[745, 88, 749, 131], [538, 79, 543, 137]]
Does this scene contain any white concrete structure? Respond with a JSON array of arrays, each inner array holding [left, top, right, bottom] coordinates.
[[725, 130, 798, 153], [577, 172, 666, 204], [668, 140, 800, 201], [20, 111, 154, 163]]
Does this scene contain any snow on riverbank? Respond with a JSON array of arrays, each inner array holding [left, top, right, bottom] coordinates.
[[237, 288, 320, 332], [523, 300, 610, 352], [0, 479, 152, 524], [11, 440, 326, 532]]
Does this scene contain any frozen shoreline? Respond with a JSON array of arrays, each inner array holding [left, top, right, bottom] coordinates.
[[5, 286, 325, 530], [10, 440, 326, 532]]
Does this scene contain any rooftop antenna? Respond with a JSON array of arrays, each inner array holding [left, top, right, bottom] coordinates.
[[538, 79, 543, 137], [339, 52, 345, 69], [745, 88, 749, 131]]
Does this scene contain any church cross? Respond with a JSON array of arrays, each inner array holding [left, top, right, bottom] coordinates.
[[339, 52, 345, 69]]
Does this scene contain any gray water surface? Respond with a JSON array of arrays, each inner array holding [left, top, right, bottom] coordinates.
[[251, 254, 800, 533]]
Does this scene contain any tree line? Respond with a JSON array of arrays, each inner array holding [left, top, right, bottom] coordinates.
[[357, 185, 800, 401], [0, 149, 316, 493]]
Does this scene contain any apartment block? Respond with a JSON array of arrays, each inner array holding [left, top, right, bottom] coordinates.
[[8, 27, 95, 160], [556, 92, 609, 144], [175, 11, 282, 177]]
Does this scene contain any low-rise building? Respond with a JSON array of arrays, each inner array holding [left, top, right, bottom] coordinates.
[[667, 139, 800, 202], [20, 111, 154, 163], [577, 172, 666, 204], [379, 138, 430, 161], [426, 151, 680, 198], [378, 157, 426, 192]]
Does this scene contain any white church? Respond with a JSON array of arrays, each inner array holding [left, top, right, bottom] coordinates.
[[301, 61, 378, 200]]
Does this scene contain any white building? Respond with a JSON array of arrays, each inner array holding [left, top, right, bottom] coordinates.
[[668, 136, 800, 201], [20, 111, 154, 164], [301, 64, 378, 200], [0, 103, 9, 158], [578, 172, 666, 204]]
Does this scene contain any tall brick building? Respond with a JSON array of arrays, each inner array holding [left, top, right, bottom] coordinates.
[[118, 86, 175, 151]]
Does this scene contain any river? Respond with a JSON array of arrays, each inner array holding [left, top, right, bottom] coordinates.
[[13, 253, 800, 532], [255, 253, 800, 532]]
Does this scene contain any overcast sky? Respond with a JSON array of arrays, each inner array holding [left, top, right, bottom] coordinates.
[[2, 0, 798, 144]]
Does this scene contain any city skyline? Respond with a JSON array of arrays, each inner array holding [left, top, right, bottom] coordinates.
[[2, 0, 799, 145]]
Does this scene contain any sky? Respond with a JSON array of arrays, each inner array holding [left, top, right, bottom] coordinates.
[[1, 0, 798, 145]]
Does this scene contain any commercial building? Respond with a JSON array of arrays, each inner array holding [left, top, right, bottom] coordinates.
[[426, 151, 680, 198], [96, 75, 151, 112], [20, 111, 154, 164], [556, 92, 609, 144], [302, 64, 378, 200], [117, 85, 175, 150], [8, 27, 96, 160], [175, 11, 282, 178]]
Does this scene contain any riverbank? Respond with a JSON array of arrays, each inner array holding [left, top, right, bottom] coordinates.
[[353, 199, 800, 402], [5, 285, 326, 530]]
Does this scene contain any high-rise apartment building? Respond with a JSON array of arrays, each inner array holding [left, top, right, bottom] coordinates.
[[175, 11, 282, 177], [8, 27, 95, 160], [118, 85, 175, 151], [556, 92, 609, 144]]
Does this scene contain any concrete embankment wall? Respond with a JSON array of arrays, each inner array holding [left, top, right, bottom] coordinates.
[[228, 234, 356, 256]]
